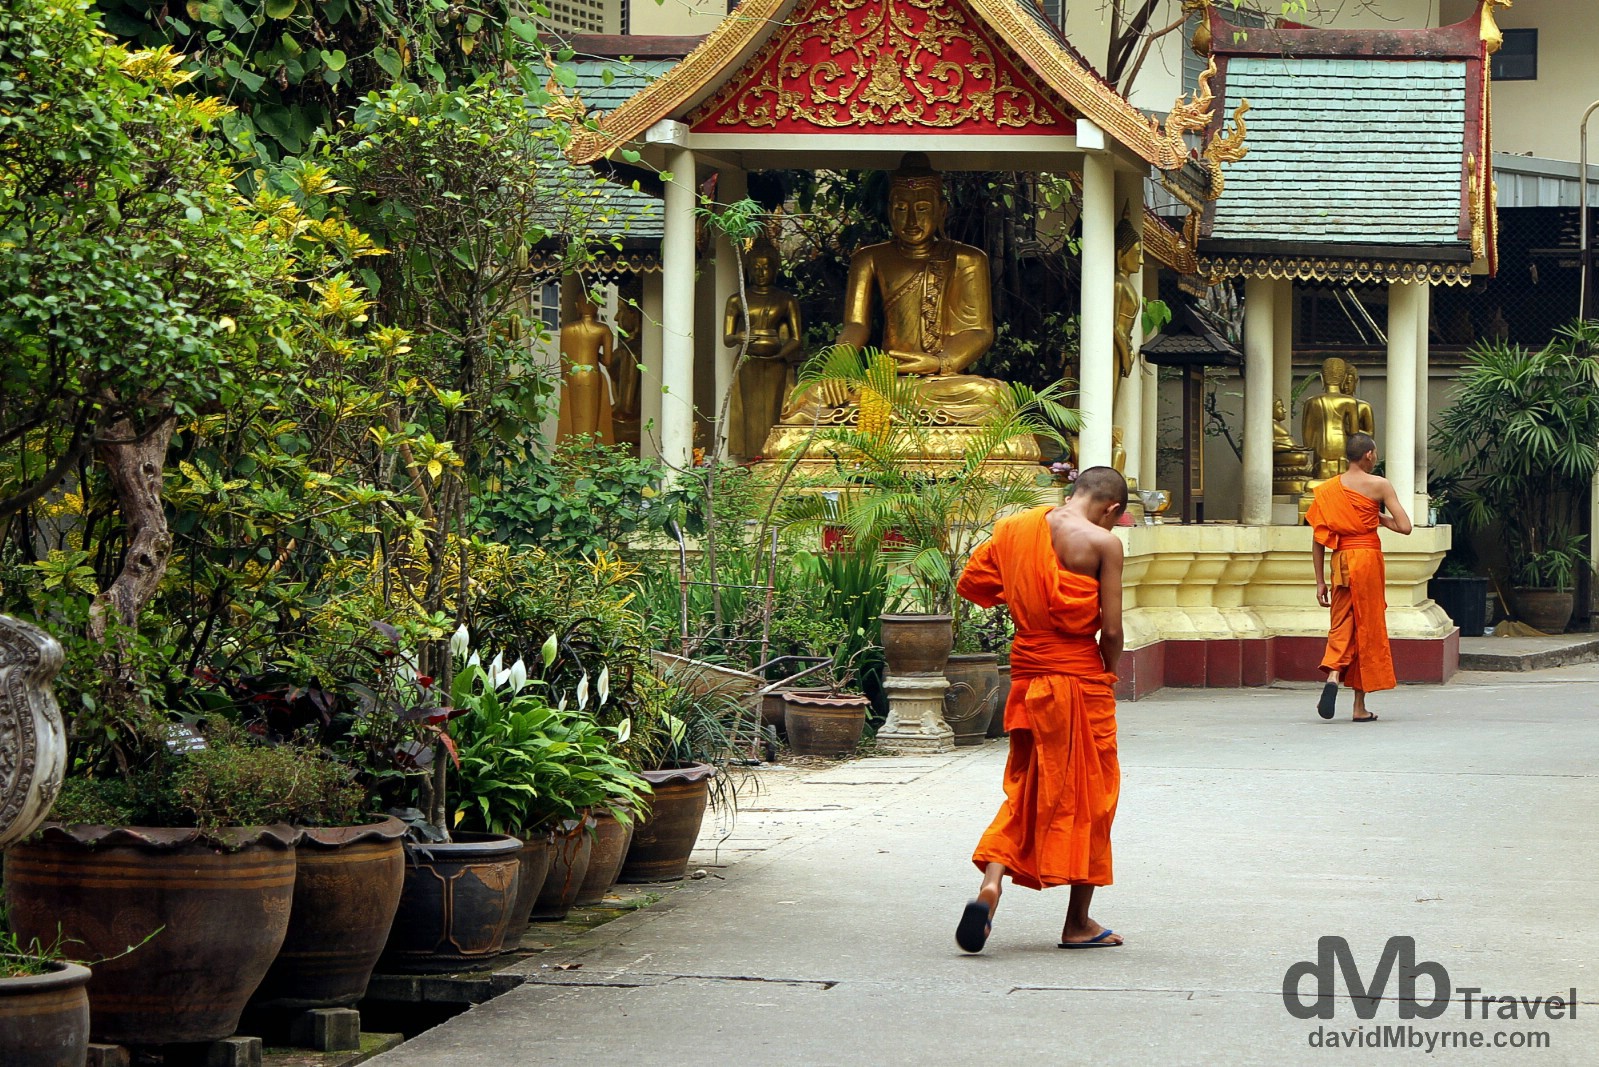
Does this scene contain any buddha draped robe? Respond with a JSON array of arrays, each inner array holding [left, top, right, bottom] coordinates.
[[1308, 477, 1396, 694], [956, 507, 1120, 890]]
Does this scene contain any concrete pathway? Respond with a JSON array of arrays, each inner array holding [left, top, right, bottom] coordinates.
[[371, 667, 1599, 1065]]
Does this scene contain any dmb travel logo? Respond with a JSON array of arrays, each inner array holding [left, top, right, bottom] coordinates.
[[1282, 936, 1573, 1053]]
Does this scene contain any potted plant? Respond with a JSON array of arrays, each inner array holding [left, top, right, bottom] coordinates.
[[618, 672, 747, 884], [972, 605, 1016, 738], [782, 652, 873, 758], [780, 348, 1076, 681], [1433, 322, 1599, 635], [445, 639, 650, 924], [2, 726, 362, 1047], [947, 607, 1008, 745], [1, 910, 91, 1067]]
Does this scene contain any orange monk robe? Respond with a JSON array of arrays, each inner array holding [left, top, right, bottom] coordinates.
[[1307, 478, 1396, 694], [956, 506, 1119, 890]]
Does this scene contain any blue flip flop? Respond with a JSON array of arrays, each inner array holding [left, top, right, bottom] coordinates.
[[956, 899, 992, 953], [1059, 928, 1122, 949]]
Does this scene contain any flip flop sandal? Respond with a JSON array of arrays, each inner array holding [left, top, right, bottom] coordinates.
[[1317, 681, 1338, 719], [956, 899, 992, 953], [1059, 928, 1122, 949], [1353, 713, 1380, 722]]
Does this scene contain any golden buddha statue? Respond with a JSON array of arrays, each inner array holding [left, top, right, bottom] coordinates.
[[1113, 213, 1142, 387], [1110, 426, 1127, 474], [764, 154, 1030, 461], [724, 239, 804, 457], [555, 294, 615, 445], [1272, 397, 1314, 495], [610, 297, 643, 447], [1300, 356, 1366, 485], [1344, 365, 1375, 439]]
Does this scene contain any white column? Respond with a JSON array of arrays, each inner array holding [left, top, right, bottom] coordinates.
[[1139, 356, 1158, 492], [1272, 279, 1293, 413], [712, 169, 747, 456], [1413, 283, 1431, 523], [1112, 169, 1145, 483], [1385, 280, 1421, 514], [640, 270, 664, 460], [1078, 151, 1116, 470], [659, 140, 697, 474], [1241, 275, 1275, 525]]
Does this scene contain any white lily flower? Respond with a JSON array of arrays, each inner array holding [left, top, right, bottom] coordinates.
[[508, 657, 528, 694], [467, 651, 481, 669], [576, 672, 590, 710], [449, 622, 470, 658], [597, 666, 610, 706], [617, 716, 632, 744], [557, 693, 568, 713], [489, 651, 506, 687]]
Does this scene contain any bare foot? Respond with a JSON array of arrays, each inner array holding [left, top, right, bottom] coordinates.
[[1060, 918, 1124, 946], [977, 883, 1001, 920]]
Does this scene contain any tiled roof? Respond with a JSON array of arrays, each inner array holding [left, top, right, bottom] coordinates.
[[1207, 56, 1469, 248]]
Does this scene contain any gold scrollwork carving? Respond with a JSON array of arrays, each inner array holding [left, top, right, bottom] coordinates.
[[692, 0, 1063, 131]]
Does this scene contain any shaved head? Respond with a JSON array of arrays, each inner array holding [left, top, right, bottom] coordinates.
[[1075, 465, 1128, 510], [1345, 432, 1376, 462]]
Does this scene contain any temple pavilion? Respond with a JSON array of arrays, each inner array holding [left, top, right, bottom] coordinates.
[[555, 0, 1504, 697]]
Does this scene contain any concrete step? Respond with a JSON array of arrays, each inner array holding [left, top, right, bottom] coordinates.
[[1458, 633, 1599, 672]]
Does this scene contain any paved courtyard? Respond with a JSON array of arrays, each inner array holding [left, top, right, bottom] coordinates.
[[372, 665, 1599, 1065]]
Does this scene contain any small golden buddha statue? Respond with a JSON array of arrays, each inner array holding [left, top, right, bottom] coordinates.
[[1272, 397, 1314, 495], [724, 239, 804, 457], [610, 297, 643, 447], [765, 154, 1031, 460], [1113, 213, 1142, 390], [555, 294, 615, 445], [1344, 365, 1375, 439], [1111, 426, 1127, 474], [1300, 356, 1365, 485]]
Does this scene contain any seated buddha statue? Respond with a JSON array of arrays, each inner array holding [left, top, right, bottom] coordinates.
[[1271, 397, 1313, 495], [766, 155, 1025, 457]]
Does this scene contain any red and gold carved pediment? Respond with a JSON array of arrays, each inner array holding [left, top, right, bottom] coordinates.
[[687, 0, 1076, 135]]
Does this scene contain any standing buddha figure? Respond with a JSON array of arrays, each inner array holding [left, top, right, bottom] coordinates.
[[723, 239, 804, 457], [555, 293, 615, 445]]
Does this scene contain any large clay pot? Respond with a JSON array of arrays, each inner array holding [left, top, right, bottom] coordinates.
[[879, 613, 954, 675], [1514, 588, 1574, 634], [986, 665, 1013, 738], [531, 817, 595, 921], [943, 653, 1001, 746], [3, 824, 298, 1046], [506, 831, 554, 930], [251, 818, 406, 1010], [573, 813, 635, 907], [0, 614, 67, 850], [783, 691, 869, 757], [0, 959, 91, 1067], [618, 764, 716, 884], [379, 832, 521, 974]]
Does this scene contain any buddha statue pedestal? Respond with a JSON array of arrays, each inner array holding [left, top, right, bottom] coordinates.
[[877, 673, 954, 754]]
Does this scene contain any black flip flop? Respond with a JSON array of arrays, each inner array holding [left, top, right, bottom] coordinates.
[[1353, 712, 1379, 722], [956, 899, 991, 954], [1317, 681, 1338, 719]]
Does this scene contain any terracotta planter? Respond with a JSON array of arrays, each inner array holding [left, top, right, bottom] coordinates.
[[1514, 588, 1574, 634], [251, 818, 406, 1011], [783, 691, 868, 757], [944, 653, 1001, 746], [986, 665, 1012, 738], [618, 764, 716, 884], [573, 813, 635, 907], [379, 832, 521, 974], [880, 613, 954, 675], [3, 824, 298, 1046], [506, 832, 554, 930], [531, 817, 595, 921], [0, 614, 67, 850], [0, 959, 91, 1067], [760, 687, 831, 734]]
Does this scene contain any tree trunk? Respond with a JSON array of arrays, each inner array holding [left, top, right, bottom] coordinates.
[[87, 413, 177, 709]]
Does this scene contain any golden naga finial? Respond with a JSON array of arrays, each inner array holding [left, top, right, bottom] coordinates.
[[543, 71, 589, 128], [1481, 0, 1513, 55], [1164, 55, 1217, 160], [1182, 0, 1213, 56], [1203, 99, 1251, 198]]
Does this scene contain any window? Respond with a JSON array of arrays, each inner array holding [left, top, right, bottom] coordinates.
[[1492, 28, 1537, 81], [539, 282, 561, 332]]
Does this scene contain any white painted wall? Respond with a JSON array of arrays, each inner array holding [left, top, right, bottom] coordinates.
[[629, 0, 729, 36]]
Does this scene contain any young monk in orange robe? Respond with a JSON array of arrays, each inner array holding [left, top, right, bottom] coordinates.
[[1308, 432, 1412, 722], [953, 466, 1127, 953]]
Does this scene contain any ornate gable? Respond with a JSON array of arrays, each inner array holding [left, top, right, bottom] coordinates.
[[686, 0, 1075, 135]]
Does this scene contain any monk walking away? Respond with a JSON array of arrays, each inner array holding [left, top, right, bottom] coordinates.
[[1308, 432, 1412, 722], [953, 467, 1127, 954]]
